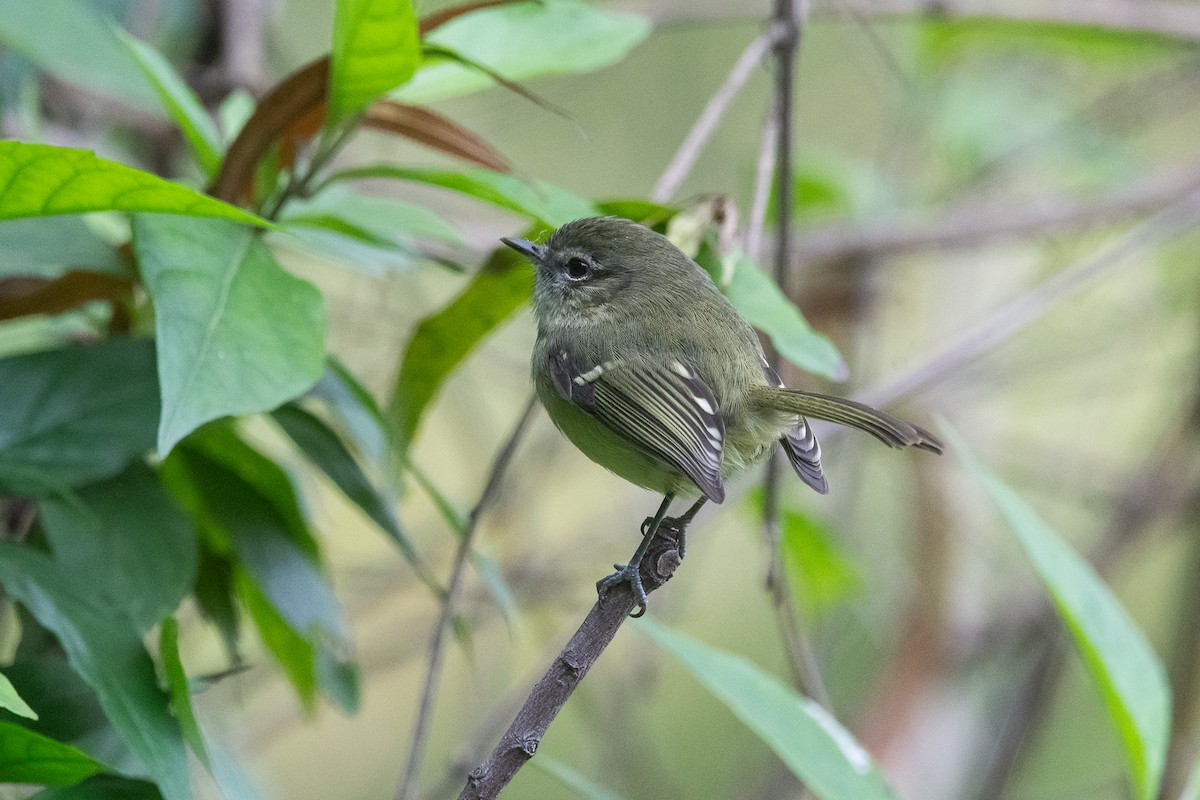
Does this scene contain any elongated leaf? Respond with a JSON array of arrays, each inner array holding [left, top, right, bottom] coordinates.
[[0, 142, 264, 226], [329, 0, 420, 123], [0, 720, 106, 786], [640, 619, 899, 800], [272, 403, 434, 588], [328, 164, 596, 227], [529, 756, 625, 800], [234, 567, 316, 711], [946, 424, 1171, 800], [0, 218, 123, 278], [0, 547, 191, 800], [395, 1, 650, 103], [0, 0, 159, 113], [282, 185, 463, 246], [39, 464, 197, 634], [0, 672, 38, 719], [159, 619, 206, 764], [389, 244, 530, 444], [310, 360, 390, 466], [133, 215, 325, 454], [115, 29, 223, 178], [362, 101, 509, 171], [0, 338, 158, 490], [719, 253, 847, 382]]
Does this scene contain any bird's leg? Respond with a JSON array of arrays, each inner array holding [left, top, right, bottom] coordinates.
[[669, 497, 708, 560], [597, 493, 674, 617]]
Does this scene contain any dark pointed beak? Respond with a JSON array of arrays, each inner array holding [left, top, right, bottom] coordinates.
[[500, 237, 545, 262]]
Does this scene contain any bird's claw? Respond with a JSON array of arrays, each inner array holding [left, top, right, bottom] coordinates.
[[596, 562, 649, 617]]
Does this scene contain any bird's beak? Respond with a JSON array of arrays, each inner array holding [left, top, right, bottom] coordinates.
[[500, 237, 545, 262]]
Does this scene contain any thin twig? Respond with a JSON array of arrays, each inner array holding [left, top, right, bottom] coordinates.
[[457, 515, 690, 799], [651, 28, 781, 203], [395, 396, 538, 800], [745, 116, 778, 264]]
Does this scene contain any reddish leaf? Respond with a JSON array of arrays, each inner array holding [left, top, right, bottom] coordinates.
[[0, 271, 133, 321], [418, 0, 524, 35], [361, 102, 510, 172], [209, 58, 331, 203]]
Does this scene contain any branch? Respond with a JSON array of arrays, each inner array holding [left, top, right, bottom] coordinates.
[[651, 28, 780, 203], [457, 517, 689, 799], [395, 396, 538, 800]]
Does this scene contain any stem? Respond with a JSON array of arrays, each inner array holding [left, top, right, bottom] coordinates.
[[395, 396, 538, 800]]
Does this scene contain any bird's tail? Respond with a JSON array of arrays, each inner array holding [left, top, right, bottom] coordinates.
[[747, 386, 943, 453]]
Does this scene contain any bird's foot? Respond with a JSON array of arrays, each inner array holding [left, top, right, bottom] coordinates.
[[596, 562, 649, 618]]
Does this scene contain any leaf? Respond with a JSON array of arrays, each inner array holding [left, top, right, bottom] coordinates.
[[133, 215, 326, 454], [946, 423, 1171, 800], [114, 29, 223, 178], [329, 0, 420, 124], [362, 101, 509, 171], [719, 254, 847, 382], [640, 619, 900, 800], [395, 1, 650, 103], [0, 142, 265, 226], [0, 546, 191, 800], [0, 720, 106, 786], [0, 270, 132, 322], [0, 218, 123, 278], [0, 671, 38, 720], [30, 775, 164, 800], [310, 360, 391, 466], [388, 244, 531, 445], [780, 508, 860, 613], [158, 619, 207, 764], [0, 338, 159, 491], [529, 756, 625, 800], [328, 164, 597, 227], [0, 0, 159, 113], [272, 403, 437, 589], [282, 184, 463, 246], [234, 567, 316, 712], [39, 464, 198, 634]]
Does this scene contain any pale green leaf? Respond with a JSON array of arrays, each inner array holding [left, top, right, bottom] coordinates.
[[133, 216, 325, 454], [640, 619, 899, 800], [0, 720, 105, 786], [529, 756, 625, 800], [329, 0, 420, 123], [0, 142, 264, 226], [114, 29, 223, 178], [0, 672, 38, 720], [946, 423, 1171, 800], [0, 217, 124, 278], [396, 1, 650, 103]]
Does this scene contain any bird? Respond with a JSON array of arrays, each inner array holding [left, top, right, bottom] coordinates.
[[502, 216, 942, 615]]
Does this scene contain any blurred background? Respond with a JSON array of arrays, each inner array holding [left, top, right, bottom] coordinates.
[[3, 1, 1200, 799]]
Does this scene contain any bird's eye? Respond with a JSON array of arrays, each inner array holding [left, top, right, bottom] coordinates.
[[565, 257, 591, 280]]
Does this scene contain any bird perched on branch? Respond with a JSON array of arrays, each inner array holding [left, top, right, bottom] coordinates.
[[503, 216, 942, 615]]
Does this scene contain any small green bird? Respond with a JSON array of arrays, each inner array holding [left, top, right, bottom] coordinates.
[[503, 216, 941, 614]]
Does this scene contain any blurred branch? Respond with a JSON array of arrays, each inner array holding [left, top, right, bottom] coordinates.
[[857, 183, 1200, 410], [220, 0, 269, 91], [797, 165, 1200, 265], [651, 27, 781, 203], [745, 116, 778, 263], [457, 516, 689, 799], [396, 396, 538, 800]]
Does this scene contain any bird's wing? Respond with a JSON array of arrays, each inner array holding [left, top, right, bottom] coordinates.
[[547, 351, 726, 502], [761, 356, 829, 494]]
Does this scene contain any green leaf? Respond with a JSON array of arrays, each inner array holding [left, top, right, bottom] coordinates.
[[284, 186, 463, 245], [388, 244, 531, 445], [718, 254, 847, 382], [0, 546, 191, 800], [30, 775, 164, 800], [529, 756, 625, 800], [946, 423, 1171, 800], [0, 0, 159, 113], [0, 218, 124, 278], [396, 1, 650, 103], [114, 29, 223, 178], [158, 619, 207, 764], [326, 165, 597, 228], [0, 720, 106, 786], [0, 142, 265, 226], [310, 360, 390, 466], [0, 671, 38, 720], [272, 403, 435, 589], [640, 619, 899, 800], [0, 338, 159, 491], [39, 464, 198, 634], [780, 508, 860, 613], [133, 216, 326, 454], [329, 0, 420, 123]]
